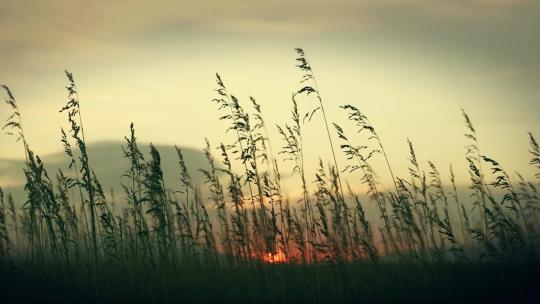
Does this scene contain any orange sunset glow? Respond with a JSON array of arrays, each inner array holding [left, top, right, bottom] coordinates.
[[263, 250, 287, 264]]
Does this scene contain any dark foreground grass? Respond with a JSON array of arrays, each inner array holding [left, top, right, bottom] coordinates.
[[1, 260, 538, 303], [1, 48, 540, 303]]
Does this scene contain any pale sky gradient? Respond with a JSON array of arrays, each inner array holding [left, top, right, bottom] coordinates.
[[1, 0, 539, 190]]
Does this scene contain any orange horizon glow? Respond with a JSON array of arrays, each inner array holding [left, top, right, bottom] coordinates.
[[262, 250, 287, 264]]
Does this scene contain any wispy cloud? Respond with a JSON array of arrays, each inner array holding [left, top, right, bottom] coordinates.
[[1, 0, 536, 77], [0, 0, 533, 48]]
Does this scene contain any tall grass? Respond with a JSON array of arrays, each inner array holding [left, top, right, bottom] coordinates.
[[0, 50, 539, 303]]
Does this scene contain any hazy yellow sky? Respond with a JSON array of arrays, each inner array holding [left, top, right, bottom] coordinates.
[[1, 0, 539, 188]]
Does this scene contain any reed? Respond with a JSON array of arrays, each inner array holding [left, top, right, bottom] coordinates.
[[0, 49, 538, 303]]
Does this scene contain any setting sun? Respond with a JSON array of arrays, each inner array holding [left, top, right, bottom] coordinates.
[[263, 250, 287, 264]]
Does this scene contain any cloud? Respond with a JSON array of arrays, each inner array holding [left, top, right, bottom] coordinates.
[[0, 141, 217, 203], [0, 0, 533, 47], [0, 0, 537, 80]]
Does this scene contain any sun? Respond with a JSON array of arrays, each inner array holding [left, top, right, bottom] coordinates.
[[263, 250, 287, 264]]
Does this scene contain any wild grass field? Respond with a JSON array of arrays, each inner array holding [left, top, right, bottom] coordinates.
[[1, 49, 539, 303]]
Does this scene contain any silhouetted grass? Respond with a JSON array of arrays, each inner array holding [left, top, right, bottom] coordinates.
[[0, 49, 539, 303]]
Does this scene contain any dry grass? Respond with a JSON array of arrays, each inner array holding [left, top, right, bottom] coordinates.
[[0, 49, 539, 303]]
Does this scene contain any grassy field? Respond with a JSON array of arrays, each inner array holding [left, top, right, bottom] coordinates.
[[1, 48, 539, 303]]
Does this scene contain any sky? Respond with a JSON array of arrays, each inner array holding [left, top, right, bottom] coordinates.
[[1, 0, 540, 190]]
